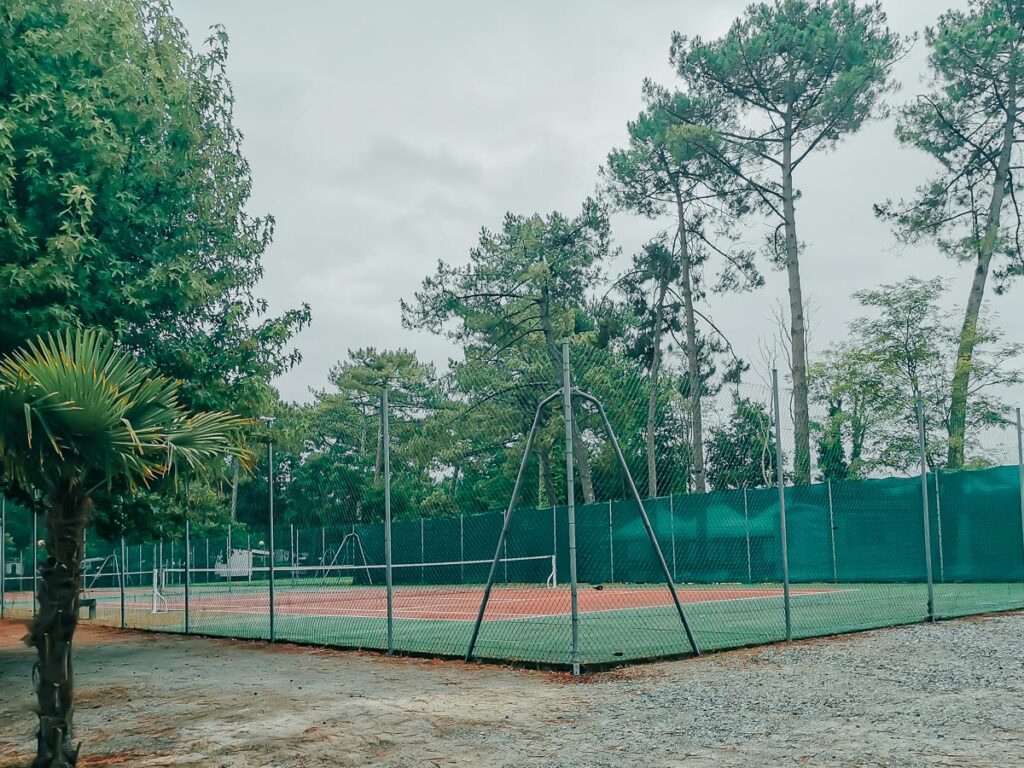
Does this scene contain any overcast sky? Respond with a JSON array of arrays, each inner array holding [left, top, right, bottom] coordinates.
[[173, 0, 1021, 449]]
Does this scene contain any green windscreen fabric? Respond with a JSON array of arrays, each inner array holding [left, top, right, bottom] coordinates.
[[36, 464, 1021, 670]]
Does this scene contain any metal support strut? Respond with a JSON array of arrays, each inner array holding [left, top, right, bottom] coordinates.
[[465, 359, 700, 670]]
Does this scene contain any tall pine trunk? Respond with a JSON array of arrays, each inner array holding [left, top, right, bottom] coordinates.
[[646, 277, 668, 498], [28, 484, 91, 768], [675, 193, 706, 493], [537, 446, 558, 507], [948, 68, 1017, 468], [781, 115, 811, 484]]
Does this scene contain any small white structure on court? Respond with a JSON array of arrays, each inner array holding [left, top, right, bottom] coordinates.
[[214, 548, 255, 579]]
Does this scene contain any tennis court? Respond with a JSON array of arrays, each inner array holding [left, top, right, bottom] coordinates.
[[0, 571, 1010, 667]]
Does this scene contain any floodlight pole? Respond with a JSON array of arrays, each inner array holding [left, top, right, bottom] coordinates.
[[261, 416, 277, 642], [382, 385, 394, 655], [562, 339, 581, 676], [916, 400, 935, 621], [771, 369, 792, 641]]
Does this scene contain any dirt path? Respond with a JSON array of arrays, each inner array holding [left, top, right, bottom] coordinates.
[[2, 614, 1022, 767]]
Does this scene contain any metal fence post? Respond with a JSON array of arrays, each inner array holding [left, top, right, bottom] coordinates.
[[916, 400, 935, 621], [262, 415, 276, 642], [460, 514, 465, 584], [562, 339, 581, 675], [608, 499, 614, 582], [32, 513, 38, 619], [420, 517, 425, 584], [1016, 407, 1023, 570], [552, 505, 557, 577], [669, 494, 677, 581], [934, 471, 945, 583], [771, 369, 791, 641], [119, 537, 127, 629], [289, 523, 295, 584], [743, 487, 752, 582], [827, 479, 837, 582], [184, 518, 191, 634], [382, 385, 394, 655], [1, 495, 5, 619]]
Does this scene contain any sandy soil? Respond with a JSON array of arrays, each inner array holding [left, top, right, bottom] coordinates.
[[1, 614, 1022, 767]]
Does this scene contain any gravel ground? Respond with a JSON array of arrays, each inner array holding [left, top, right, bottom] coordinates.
[[1, 613, 1022, 767]]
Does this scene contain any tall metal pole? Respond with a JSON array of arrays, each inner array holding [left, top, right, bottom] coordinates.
[[669, 494, 677, 581], [262, 416, 277, 642], [562, 339, 581, 676], [916, 400, 935, 621], [465, 392, 560, 662], [184, 517, 191, 634], [934, 471, 945, 583], [228, 457, 238, 559], [119, 537, 127, 629], [1016, 407, 1023, 570], [579, 393, 699, 656], [382, 385, 394, 655], [1, 495, 6, 619], [32, 513, 38, 619], [607, 500, 614, 582], [743, 487, 752, 582], [827, 478, 837, 582], [771, 369, 792, 641]]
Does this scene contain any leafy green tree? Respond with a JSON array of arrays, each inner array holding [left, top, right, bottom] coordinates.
[[402, 200, 613, 503], [604, 87, 758, 495], [0, 0, 309, 417], [671, 0, 906, 483], [876, 0, 1024, 468], [813, 278, 1021, 471], [815, 402, 849, 480], [0, 330, 247, 767], [809, 341, 890, 478], [705, 394, 778, 490]]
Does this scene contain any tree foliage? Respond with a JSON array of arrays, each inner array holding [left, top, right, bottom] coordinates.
[[811, 278, 1021, 472], [876, 0, 1024, 467], [0, 0, 309, 416], [0, 329, 247, 767], [671, 0, 906, 483]]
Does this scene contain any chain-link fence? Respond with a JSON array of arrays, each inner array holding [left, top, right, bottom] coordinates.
[[2, 341, 1023, 672]]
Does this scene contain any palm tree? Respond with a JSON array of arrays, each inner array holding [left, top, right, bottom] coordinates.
[[0, 330, 249, 768]]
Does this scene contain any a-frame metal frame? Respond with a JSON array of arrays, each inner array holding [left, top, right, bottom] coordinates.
[[465, 342, 700, 672]]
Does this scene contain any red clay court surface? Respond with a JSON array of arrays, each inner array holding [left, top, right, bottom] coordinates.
[[68, 585, 841, 621]]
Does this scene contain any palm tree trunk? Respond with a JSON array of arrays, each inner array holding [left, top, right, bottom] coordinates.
[[948, 68, 1017, 469], [28, 485, 91, 768], [782, 115, 811, 485]]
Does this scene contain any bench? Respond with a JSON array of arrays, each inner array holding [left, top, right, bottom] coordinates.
[[79, 598, 97, 620]]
